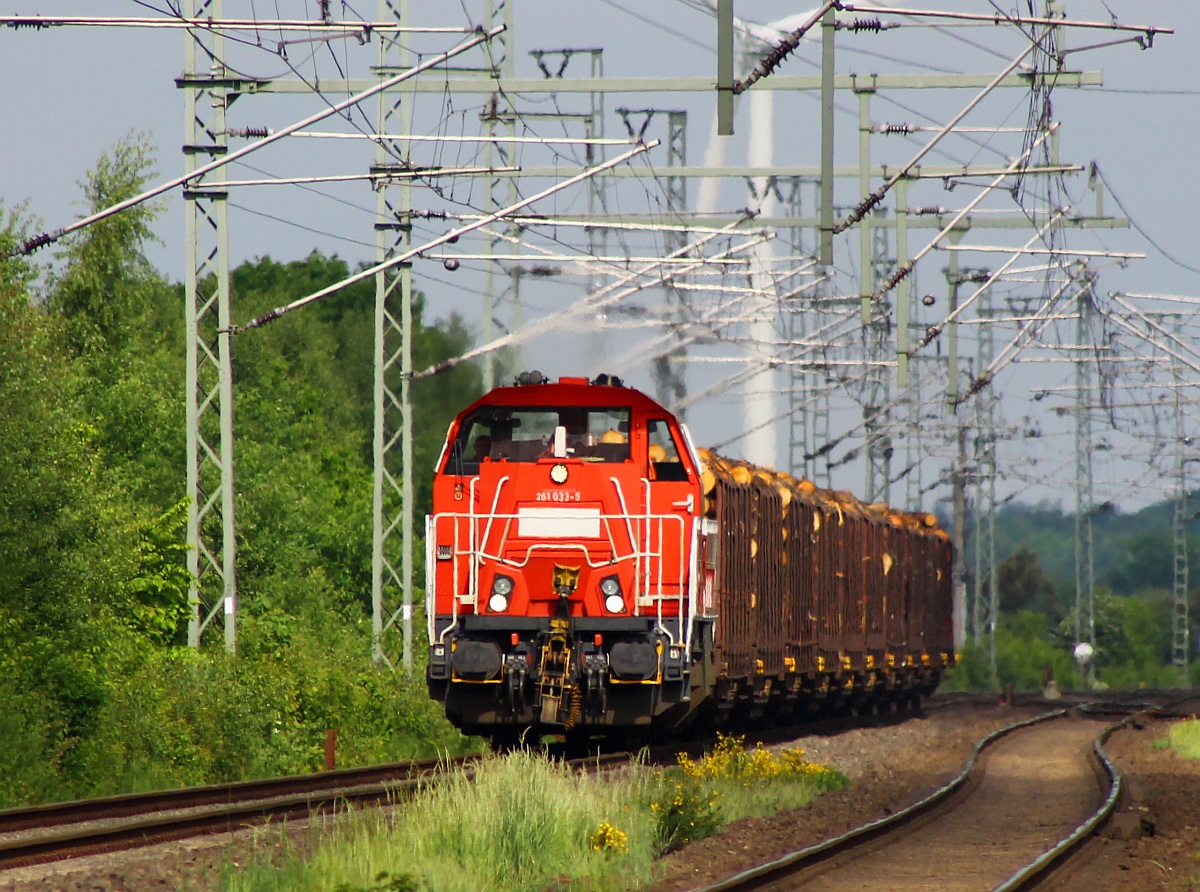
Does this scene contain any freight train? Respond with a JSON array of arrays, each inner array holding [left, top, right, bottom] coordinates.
[[425, 372, 954, 745]]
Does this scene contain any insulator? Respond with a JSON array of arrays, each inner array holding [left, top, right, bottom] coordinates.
[[849, 17, 884, 33], [914, 206, 943, 216], [241, 127, 270, 140], [19, 232, 53, 255], [884, 123, 912, 136]]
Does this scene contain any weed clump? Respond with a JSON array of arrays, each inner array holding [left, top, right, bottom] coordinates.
[[650, 733, 848, 853]]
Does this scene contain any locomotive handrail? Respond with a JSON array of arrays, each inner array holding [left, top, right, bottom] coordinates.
[[643, 477, 690, 649], [685, 518, 700, 653], [474, 474, 510, 609], [465, 511, 681, 570], [428, 508, 688, 622], [484, 542, 631, 570], [608, 476, 642, 602]]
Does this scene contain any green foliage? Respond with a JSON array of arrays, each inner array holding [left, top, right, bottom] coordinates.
[[225, 252, 481, 621], [124, 499, 192, 645], [0, 138, 485, 807], [994, 500, 1200, 604], [335, 872, 422, 892], [998, 547, 1059, 616], [0, 612, 68, 805], [648, 775, 723, 854], [70, 618, 472, 796], [1166, 720, 1200, 760], [946, 592, 1184, 693], [48, 134, 164, 364], [1057, 589, 1177, 686], [943, 612, 1079, 692]]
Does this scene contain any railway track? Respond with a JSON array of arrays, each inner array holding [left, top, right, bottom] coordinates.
[[0, 694, 1022, 879], [0, 749, 638, 873], [0, 757, 468, 870], [686, 705, 1147, 892]]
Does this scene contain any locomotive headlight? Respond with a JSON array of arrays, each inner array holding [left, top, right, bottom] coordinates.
[[600, 575, 624, 613], [488, 574, 514, 612]]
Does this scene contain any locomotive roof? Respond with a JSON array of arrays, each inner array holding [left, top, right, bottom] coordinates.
[[457, 377, 675, 417]]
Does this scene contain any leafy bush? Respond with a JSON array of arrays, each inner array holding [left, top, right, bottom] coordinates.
[[70, 617, 473, 796], [649, 775, 723, 854], [943, 612, 1079, 692], [650, 734, 847, 852], [1166, 720, 1200, 760]]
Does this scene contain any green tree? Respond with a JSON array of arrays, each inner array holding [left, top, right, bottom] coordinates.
[[46, 136, 183, 506], [0, 140, 484, 804], [47, 135, 164, 364], [997, 547, 1059, 616], [226, 253, 481, 620]]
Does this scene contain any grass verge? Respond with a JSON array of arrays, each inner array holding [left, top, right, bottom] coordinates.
[[220, 737, 847, 892], [1165, 719, 1200, 759]]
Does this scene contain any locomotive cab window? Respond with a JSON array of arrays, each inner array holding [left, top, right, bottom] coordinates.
[[647, 418, 689, 482], [442, 406, 631, 474]]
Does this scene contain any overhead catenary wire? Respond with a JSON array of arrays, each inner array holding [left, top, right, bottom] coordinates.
[[11, 0, 1187, 519], [413, 218, 771, 378], [0, 15, 468, 31], [236, 139, 661, 331], [834, 29, 1055, 236], [10, 24, 505, 257]]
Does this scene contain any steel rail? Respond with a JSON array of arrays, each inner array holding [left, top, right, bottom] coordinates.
[[0, 750, 634, 871], [995, 691, 1200, 889], [0, 756, 460, 834], [687, 709, 1068, 892], [0, 779, 413, 870], [992, 717, 1124, 891], [0, 755, 483, 870]]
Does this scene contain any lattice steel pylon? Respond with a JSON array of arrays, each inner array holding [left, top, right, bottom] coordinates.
[[1073, 282, 1097, 678], [1172, 362, 1190, 683], [972, 295, 998, 684], [370, 0, 421, 670], [481, 0, 517, 391], [783, 176, 829, 485], [652, 109, 689, 413], [857, 85, 892, 505], [184, 0, 237, 653]]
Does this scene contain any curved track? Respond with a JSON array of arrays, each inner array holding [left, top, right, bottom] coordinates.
[[690, 709, 1121, 891]]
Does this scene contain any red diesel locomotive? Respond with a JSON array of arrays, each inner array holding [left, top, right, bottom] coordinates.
[[425, 373, 954, 743]]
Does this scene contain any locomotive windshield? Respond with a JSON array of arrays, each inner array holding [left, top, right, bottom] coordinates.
[[443, 405, 632, 474]]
